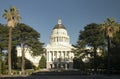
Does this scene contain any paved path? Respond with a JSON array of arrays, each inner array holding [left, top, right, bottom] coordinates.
[[0, 75, 120, 79]]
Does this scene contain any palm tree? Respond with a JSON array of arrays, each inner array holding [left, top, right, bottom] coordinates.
[[101, 18, 119, 74], [2, 6, 21, 75]]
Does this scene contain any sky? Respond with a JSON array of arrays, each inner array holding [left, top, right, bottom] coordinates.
[[0, 0, 120, 46]]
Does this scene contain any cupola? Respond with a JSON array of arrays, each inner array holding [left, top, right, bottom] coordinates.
[[50, 19, 70, 46]]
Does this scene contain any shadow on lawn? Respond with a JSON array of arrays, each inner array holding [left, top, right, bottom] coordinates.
[[0, 70, 89, 79], [1, 70, 119, 79]]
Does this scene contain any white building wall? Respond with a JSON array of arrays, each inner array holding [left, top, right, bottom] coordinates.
[[16, 46, 41, 67]]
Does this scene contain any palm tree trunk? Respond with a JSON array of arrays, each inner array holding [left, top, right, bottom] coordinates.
[[21, 43, 25, 75], [107, 38, 111, 74], [8, 27, 12, 75]]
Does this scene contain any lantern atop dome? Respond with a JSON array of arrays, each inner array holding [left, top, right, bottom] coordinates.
[[58, 19, 62, 24]]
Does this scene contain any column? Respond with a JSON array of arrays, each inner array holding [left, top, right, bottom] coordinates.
[[57, 37, 58, 42], [47, 51, 49, 62], [55, 51, 57, 62], [59, 51, 61, 58], [62, 37, 63, 42], [67, 51, 69, 59], [61, 51, 64, 62], [53, 51, 54, 61], [63, 51, 65, 62], [54, 37, 55, 42], [55, 37, 57, 42], [56, 51, 58, 59], [51, 51, 53, 61], [65, 63, 67, 70]]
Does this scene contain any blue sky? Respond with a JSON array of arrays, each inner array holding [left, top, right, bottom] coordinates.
[[0, 0, 120, 46]]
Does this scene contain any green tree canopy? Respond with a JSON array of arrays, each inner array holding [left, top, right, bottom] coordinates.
[[79, 23, 105, 47], [74, 23, 105, 73], [0, 24, 8, 51], [39, 55, 46, 68], [15, 23, 44, 55]]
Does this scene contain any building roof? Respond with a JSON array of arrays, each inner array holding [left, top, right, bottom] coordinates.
[[53, 24, 66, 30], [53, 19, 66, 30]]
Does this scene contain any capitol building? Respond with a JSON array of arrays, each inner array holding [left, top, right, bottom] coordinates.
[[45, 19, 74, 69], [17, 19, 74, 69]]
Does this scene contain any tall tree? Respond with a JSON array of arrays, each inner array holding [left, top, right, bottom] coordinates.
[[16, 23, 44, 74], [2, 6, 21, 75], [101, 18, 119, 74], [76, 23, 105, 73], [39, 55, 46, 68]]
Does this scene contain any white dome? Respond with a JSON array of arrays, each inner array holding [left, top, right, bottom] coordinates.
[[50, 19, 70, 46]]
